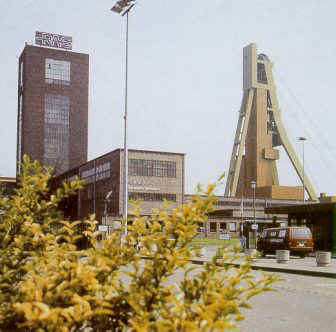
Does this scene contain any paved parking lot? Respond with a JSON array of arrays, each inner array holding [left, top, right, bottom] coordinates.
[[237, 271, 336, 332], [187, 247, 336, 331], [162, 261, 336, 332], [192, 246, 336, 278], [126, 247, 336, 331]]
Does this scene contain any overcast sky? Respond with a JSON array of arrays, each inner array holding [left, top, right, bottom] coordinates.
[[1, 0, 336, 195]]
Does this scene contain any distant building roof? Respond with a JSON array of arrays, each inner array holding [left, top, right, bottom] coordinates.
[[265, 202, 334, 214], [0, 177, 16, 184]]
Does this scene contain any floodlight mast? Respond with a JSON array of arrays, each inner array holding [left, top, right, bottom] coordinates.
[[111, 0, 136, 236], [298, 137, 307, 202]]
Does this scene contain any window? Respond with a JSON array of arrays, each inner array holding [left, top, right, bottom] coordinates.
[[257, 62, 267, 84], [220, 223, 226, 231], [292, 228, 311, 239], [129, 159, 176, 178], [128, 192, 176, 202], [45, 58, 70, 85], [279, 230, 287, 238], [228, 223, 236, 231], [44, 94, 70, 172], [210, 222, 217, 233]]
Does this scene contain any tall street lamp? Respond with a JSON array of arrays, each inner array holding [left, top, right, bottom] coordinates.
[[251, 180, 256, 249], [111, 0, 136, 236], [298, 137, 307, 203]]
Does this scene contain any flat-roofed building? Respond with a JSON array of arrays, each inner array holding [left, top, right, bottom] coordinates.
[[185, 194, 304, 238], [0, 177, 17, 198], [51, 149, 185, 225]]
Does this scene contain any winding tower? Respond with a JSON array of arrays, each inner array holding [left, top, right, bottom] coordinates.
[[225, 43, 317, 200]]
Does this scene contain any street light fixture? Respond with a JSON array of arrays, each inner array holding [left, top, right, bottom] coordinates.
[[251, 180, 256, 249], [111, 0, 136, 236], [298, 137, 307, 203]]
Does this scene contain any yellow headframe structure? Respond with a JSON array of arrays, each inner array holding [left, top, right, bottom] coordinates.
[[225, 43, 317, 200]]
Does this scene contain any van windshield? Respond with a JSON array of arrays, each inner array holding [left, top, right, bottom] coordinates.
[[292, 228, 311, 239]]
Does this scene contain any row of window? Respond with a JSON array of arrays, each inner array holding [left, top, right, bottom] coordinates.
[[257, 62, 268, 84], [81, 162, 111, 184], [214, 200, 292, 208], [129, 159, 176, 177], [129, 192, 177, 202], [205, 222, 236, 233], [214, 200, 267, 208], [260, 228, 311, 239]]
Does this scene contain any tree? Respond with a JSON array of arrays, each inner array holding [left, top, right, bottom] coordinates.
[[0, 156, 278, 331]]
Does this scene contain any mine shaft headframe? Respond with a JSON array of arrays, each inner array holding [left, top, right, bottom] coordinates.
[[225, 43, 317, 201]]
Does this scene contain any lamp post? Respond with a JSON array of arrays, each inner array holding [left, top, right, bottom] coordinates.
[[251, 180, 256, 249], [111, 0, 136, 236], [298, 137, 307, 203], [104, 191, 113, 225]]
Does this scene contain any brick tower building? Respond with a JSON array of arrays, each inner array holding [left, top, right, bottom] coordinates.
[[17, 39, 89, 175]]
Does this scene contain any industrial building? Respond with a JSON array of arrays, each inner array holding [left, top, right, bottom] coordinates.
[[51, 149, 185, 226], [13, 38, 323, 243], [16, 41, 89, 175]]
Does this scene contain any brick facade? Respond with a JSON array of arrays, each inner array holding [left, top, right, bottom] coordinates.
[[17, 44, 88, 175]]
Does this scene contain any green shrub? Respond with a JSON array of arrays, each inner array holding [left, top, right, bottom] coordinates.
[[0, 156, 279, 331]]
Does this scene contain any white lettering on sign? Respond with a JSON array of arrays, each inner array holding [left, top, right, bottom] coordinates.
[[35, 31, 72, 50], [128, 186, 160, 191], [128, 178, 160, 191]]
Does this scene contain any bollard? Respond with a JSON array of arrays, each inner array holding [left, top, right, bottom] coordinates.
[[276, 250, 290, 264], [316, 251, 331, 267]]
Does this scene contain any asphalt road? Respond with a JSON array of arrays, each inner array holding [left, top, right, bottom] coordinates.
[[237, 271, 336, 332]]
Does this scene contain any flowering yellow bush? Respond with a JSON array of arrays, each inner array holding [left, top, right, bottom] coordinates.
[[0, 156, 278, 331]]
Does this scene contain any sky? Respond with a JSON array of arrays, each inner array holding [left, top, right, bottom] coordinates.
[[1, 0, 336, 195]]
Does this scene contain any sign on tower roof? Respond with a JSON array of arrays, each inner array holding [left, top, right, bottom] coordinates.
[[35, 31, 72, 50]]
